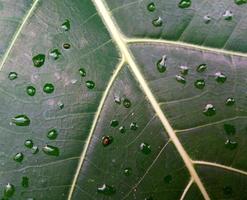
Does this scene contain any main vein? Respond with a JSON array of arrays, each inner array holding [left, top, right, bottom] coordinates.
[[90, 0, 210, 199], [0, 0, 39, 70]]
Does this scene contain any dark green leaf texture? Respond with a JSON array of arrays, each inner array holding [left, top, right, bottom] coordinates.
[[0, 0, 247, 199]]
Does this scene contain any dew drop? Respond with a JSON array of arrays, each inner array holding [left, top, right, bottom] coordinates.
[[147, 2, 156, 12], [63, 43, 71, 49], [119, 126, 126, 133], [32, 54, 45, 67], [43, 83, 55, 94], [203, 104, 216, 116], [224, 124, 236, 135], [164, 175, 172, 183], [24, 139, 33, 149], [204, 15, 211, 24], [225, 97, 235, 106], [61, 19, 70, 31], [79, 68, 86, 77], [215, 72, 227, 83], [235, 0, 247, 5], [223, 10, 233, 20], [196, 64, 207, 72], [194, 79, 205, 89], [175, 75, 186, 84], [110, 120, 119, 127], [4, 183, 15, 198], [22, 177, 29, 188], [140, 143, 151, 155], [102, 136, 113, 147], [180, 66, 189, 75], [223, 186, 233, 196], [8, 72, 18, 80], [57, 101, 64, 109], [130, 122, 138, 131], [49, 49, 61, 60], [114, 96, 121, 104], [123, 98, 131, 108], [178, 0, 191, 8], [26, 86, 36, 96], [86, 80, 95, 89], [31, 146, 39, 154], [13, 152, 24, 163], [152, 17, 163, 27], [156, 55, 167, 73], [97, 184, 116, 195], [42, 145, 59, 156], [12, 115, 30, 126], [123, 167, 132, 176], [225, 139, 238, 150], [47, 129, 58, 140]]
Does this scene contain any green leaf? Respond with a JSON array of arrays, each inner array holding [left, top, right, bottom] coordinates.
[[0, 0, 247, 200]]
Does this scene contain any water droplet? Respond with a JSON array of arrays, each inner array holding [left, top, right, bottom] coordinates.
[[86, 80, 95, 89], [147, 2, 156, 12], [235, 0, 247, 5], [203, 104, 216, 116], [224, 124, 236, 135], [175, 75, 186, 84], [22, 177, 29, 188], [140, 143, 151, 155], [196, 64, 207, 72], [180, 66, 189, 75], [24, 139, 33, 149], [8, 72, 18, 80], [223, 10, 233, 20], [225, 139, 238, 150], [63, 43, 71, 49], [204, 15, 211, 24], [26, 86, 36, 96], [156, 55, 167, 73], [194, 79, 205, 89], [152, 17, 163, 27], [43, 83, 54, 94], [164, 175, 172, 183], [79, 68, 86, 77], [110, 120, 119, 127], [123, 167, 132, 176], [49, 49, 61, 60], [47, 129, 58, 140], [13, 152, 24, 163], [57, 101, 64, 109], [61, 19, 70, 31], [215, 72, 227, 83], [226, 97, 235, 106], [4, 183, 15, 198], [178, 0, 191, 8], [223, 186, 233, 196], [97, 184, 116, 195], [114, 96, 121, 104], [119, 126, 126, 133], [102, 136, 113, 147], [12, 115, 30, 126], [32, 54, 45, 67], [130, 122, 138, 131], [123, 98, 131, 108], [42, 145, 59, 156], [31, 146, 39, 154]]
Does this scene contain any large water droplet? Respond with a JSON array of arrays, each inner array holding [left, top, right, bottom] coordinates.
[[225, 139, 238, 150], [164, 175, 172, 183], [175, 75, 186, 84], [47, 129, 58, 140], [123, 98, 131, 108], [13, 152, 24, 163], [156, 55, 167, 73], [8, 72, 18, 80], [110, 120, 119, 127], [102, 136, 113, 147], [61, 19, 70, 31], [24, 139, 33, 149], [130, 122, 138, 131], [42, 145, 59, 156], [123, 167, 132, 176], [147, 2, 156, 12], [224, 124, 236, 135], [86, 80, 95, 89], [225, 97, 235, 106], [32, 54, 45, 67], [196, 64, 207, 72], [4, 183, 15, 198], [140, 143, 151, 155], [180, 66, 189, 75], [152, 17, 163, 27], [43, 83, 54, 94], [178, 0, 191, 8], [49, 49, 61, 60], [79, 68, 86, 77], [223, 10, 233, 20], [203, 104, 216, 116], [26, 86, 36, 96], [22, 177, 29, 188], [215, 72, 227, 83], [235, 0, 247, 5], [12, 115, 30, 126], [194, 79, 205, 89], [97, 184, 116, 195]]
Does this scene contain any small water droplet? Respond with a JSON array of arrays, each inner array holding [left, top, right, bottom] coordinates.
[[110, 120, 119, 127], [47, 129, 58, 140], [194, 79, 205, 89], [42, 145, 59, 156], [215, 72, 227, 83], [152, 17, 163, 27], [119, 126, 126, 133], [203, 15, 211, 24], [4, 183, 15, 197], [97, 184, 116, 195], [86, 80, 95, 89], [13, 152, 24, 163], [49, 49, 61, 60], [235, 0, 247, 5], [140, 143, 151, 155], [43, 83, 54, 94], [102, 136, 113, 147], [130, 122, 138, 131], [24, 139, 33, 149], [31, 146, 39, 154], [12, 115, 30, 126], [22, 177, 29, 188], [8, 72, 18, 80], [223, 10, 233, 20], [225, 139, 238, 150], [197, 64, 207, 72], [123, 98, 131, 108], [147, 2, 156, 12], [57, 101, 64, 109], [63, 43, 71, 49], [156, 55, 167, 73], [223, 186, 233, 196], [26, 86, 36, 96], [123, 167, 132, 176], [32, 54, 45, 67], [61, 19, 70, 31], [164, 175, 172, 183], [175, 75, 186, 84], [224, 124, 236, 135], [114, 96, 121, 104], [180, 66, 189, 75], [203, 104, 216, 116], [225, 97, 235, 106], [178, 0, 191, 8], [79, 68, 86, 77]]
